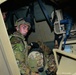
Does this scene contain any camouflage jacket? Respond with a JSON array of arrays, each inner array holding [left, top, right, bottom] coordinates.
[[10, 32, 57, 75], [10, 31, 29, 75]]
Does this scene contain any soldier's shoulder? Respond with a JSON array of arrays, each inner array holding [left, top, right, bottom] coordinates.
[[10, 34, 21, 44]]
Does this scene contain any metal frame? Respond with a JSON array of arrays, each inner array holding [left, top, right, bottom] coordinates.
[[53, 36, 76, 75], [53, 49, 76, 68]]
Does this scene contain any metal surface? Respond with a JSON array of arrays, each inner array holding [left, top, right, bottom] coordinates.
[[53, 36, 76, 75]]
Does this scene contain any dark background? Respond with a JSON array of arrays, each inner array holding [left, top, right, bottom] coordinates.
[[1, 0, 76, 19], [1, 0, 76, 11]]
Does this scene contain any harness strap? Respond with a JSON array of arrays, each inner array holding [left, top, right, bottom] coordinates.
[[38, 0, 53, 32]]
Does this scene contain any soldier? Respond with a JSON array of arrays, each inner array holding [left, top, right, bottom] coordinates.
[[10, 18, 57, 75], [10, 18, 31, 75], [27, 41, 57, 75]]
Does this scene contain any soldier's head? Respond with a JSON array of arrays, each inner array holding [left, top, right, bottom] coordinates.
[[15, 18, 31, 36], [27, 48, 45, 73]]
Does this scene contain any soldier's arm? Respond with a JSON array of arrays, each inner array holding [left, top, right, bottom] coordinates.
[[10, 36, 25, 52]]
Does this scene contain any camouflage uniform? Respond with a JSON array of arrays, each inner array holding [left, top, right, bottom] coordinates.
[[37, 41, 57, 75], [10, 31, 30, 75], [27, 41, 57, 75], [10, 30, 57, 75]]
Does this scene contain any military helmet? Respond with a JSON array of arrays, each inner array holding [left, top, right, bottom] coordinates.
[[27, 48, 45, 72], [15, 18, 31, 30]]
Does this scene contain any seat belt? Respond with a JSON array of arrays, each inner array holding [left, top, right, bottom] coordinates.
[[63, 17, 73, 49], [37, 0, 54, 32], [60, 14, 73, 49]]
